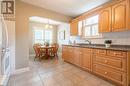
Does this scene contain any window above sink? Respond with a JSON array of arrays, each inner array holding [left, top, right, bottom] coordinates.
[[81, 15, 102, 38]]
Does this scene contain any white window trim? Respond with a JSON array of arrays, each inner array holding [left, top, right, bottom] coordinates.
[[82, 15, 102, 39], [32, 27, 53, 44]]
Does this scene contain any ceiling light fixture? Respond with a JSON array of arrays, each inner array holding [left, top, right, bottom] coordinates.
[[45, 19, 53, 29]]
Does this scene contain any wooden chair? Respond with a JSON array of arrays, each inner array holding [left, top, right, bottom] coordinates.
[[49, 43, 59, 58], [33, 44, 45, 60]]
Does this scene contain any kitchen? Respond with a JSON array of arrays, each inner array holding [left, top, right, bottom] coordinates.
[[0, 0, 130, 86], [62, 0, 130, 86]]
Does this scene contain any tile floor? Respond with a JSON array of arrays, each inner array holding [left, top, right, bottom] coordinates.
[[8, 58, 115, 86]]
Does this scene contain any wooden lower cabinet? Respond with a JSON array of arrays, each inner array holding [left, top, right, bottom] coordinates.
[[73, 47, 82, 66], [93, 49, 128, 86], [81, 48, 92, 71], [62, 46, 74, 63], [93, 63, 127, 86], [68, 47, 74, 63], [62, 45, 129, 86], [93, 55, 127, 72], [62, 46, 68, 61]]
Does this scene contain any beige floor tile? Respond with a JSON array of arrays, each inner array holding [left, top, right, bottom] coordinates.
[[8, 57, 116, 86]]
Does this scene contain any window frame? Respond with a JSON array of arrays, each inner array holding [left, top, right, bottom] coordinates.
[[33, 27, 53, 44], [82, 15, 102, 39]]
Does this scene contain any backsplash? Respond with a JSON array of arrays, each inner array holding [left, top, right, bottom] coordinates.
[[70, 31, 130, 45], [57, 23, 130, 46]]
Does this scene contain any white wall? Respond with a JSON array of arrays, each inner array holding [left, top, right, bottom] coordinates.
[[90, 31, 130, 45], [15, 0, 71, 70], [57, 23, 70, 52], [71, 31, 130, 45]]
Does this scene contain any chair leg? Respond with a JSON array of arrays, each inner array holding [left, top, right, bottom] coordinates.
[[34, 56, 37, 61]]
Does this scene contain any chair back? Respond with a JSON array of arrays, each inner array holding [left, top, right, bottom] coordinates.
[[52, 43, 59, 53], [33, 44, 42, 58]]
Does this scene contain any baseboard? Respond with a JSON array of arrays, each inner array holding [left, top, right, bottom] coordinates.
[[29, 54, 35, 57], [12, 67, 30, 75], [0, 74, 10, 86]]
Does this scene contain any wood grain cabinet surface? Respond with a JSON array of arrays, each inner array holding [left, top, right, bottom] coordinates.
[[99, 7, 111, 32], [73, 47, 82, 66], [80, 48, 92, 71], [62, 46, 74, 63], [70, 19, 78, 36], [93, 63, 127, 86], [70, 0, 130, 34], [62, 46, 68, 61], [62, 45, 130, 86], [112, 1, 127, 31]]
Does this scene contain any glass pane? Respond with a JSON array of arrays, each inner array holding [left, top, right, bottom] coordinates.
[[35, 40, 44, 44], [84, 26, 91, 37], [92, 24, 99, 36], [86, 15, 99, 25], [34, 29, 43, 39], [45, 30, 52, 43], [33, 28, 44, 44]]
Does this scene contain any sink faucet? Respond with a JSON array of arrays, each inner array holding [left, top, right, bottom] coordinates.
[[85, 39, 91, 44]]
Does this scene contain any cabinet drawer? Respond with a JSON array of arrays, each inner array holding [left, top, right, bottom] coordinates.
[[93, 55, 126, 72], [93, 49, 106, 55], [82, 48, 92, 53], [93, 64, 126, 85], [107, 50, 126, 58]]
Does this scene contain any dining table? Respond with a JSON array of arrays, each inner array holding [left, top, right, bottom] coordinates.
[[40, 45, 54, 58]]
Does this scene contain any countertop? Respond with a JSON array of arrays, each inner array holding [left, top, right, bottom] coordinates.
[[62, 44, 130, 51]]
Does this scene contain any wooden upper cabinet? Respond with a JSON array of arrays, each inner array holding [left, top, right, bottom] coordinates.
[[70, 19, 78, 36], [99, 7, 111, 33], [112, 1, 127, 31], [126, 0, 130, 29]]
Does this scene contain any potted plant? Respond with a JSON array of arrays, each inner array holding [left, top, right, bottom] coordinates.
[[104, 40, 112, 48]]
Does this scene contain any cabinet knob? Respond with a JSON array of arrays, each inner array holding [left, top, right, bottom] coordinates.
[[104, 60, 108, 63], [104, 72, 108, 74]]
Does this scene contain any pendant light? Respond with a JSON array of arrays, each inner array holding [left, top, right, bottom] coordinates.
[[45, 19, 53, 29]]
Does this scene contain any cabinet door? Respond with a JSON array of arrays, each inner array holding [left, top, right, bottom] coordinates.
[[70, 19, 78, 36], [73, 47, 81, 66], [68, 47, 74, 63], [62, 46, 68, 61], [126, 0, 130, 29], [81, 48, 92, 71], [99, 7, 111, 32], [112, 1, 127, 31], [62, 46, 74, 63]]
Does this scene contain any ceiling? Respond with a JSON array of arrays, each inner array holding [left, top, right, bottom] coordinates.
[[29, 16, 62, 25], [21, 0, 111, 17]]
